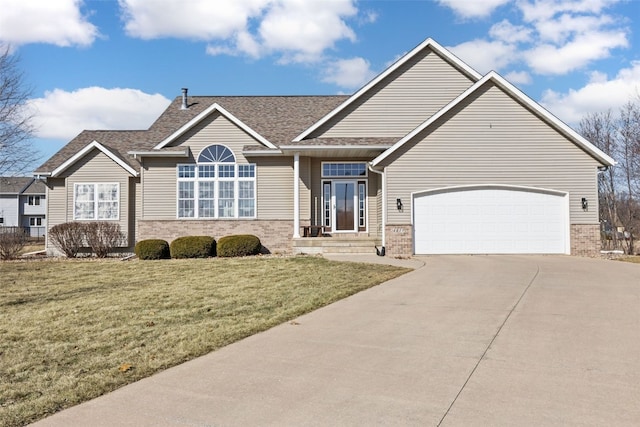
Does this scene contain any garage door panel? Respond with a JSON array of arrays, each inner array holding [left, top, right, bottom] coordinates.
[[414, 188, 567, 254]]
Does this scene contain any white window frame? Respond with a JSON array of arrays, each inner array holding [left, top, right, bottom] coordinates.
[[30, 217, 43, 226], [176, 163, 256, 219], [73, 183, 120, 220], [28, 195, 41, 206], [321, 162, 368, 178]]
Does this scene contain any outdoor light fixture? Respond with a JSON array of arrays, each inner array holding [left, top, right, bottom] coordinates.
[[582, 198, 588, 210], [396, 198, 403, 210]]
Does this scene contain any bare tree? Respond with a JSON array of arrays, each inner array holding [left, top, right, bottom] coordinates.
[[0, 44, 39, 176], [581, 99, 640, 254], [579, 110, 618, 248], [616, 101, 640, 254]]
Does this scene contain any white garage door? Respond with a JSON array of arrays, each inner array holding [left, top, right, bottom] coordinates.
[[414, 187, 568, 254]]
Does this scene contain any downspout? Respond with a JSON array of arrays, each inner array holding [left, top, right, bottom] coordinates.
[[368, 164, 385, 256]]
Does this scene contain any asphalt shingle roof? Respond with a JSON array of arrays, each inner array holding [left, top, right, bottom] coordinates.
[[34, 95, 349, 175], [0, 177, 33, 194]]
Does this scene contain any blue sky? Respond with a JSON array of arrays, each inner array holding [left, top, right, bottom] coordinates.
[[1, 0, 639, 172]]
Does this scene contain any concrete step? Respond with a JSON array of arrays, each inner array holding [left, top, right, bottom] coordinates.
[[293, 238, 380, 254]]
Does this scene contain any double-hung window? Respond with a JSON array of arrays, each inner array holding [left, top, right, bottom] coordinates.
[[177, 145, 256, 219], [74, 183, 119, 220]]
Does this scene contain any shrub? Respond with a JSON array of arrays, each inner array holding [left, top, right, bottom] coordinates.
[[170, 236, 216, 259], [84, 222, 125, 258], [49, 222, 85, 258], [217, 234, 261, 257], [0, 227, 27, 260], [135, 239, 170, 260]]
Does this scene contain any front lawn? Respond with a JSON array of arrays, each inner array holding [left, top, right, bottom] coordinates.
[[0, 256, 409, 426]]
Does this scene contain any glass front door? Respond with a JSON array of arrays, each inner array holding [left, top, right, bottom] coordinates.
[[333, 181, 357, 232]]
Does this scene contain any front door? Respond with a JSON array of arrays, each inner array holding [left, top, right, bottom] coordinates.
[[332, 181, 357, 232]]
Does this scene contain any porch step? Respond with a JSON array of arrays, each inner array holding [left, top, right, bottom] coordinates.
[[293, 237, 381, 255]]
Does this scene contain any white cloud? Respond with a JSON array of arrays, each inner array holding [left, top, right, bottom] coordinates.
[[540, 61, 640, 125], [258, 0, 357, 63], [524, 29, 628, 74], [119, 0, 360, 64], [29, 87, 170, 140], [504, 70, 532, 84], [119, 0, 267, 40], [489, 19, 532, 43], [437, 0, 511, 18], [518, 0, 621, 23], [0, 0, 98, 47], [322, 57, 375, 89], [448, 39, 517, 74]]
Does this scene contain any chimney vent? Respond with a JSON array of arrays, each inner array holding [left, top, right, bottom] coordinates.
[[181, 88, 188, 110]]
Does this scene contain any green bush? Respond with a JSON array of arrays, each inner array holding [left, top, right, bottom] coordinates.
[[135, 239, 170, 260], [170, 236, 216, 259], [217, 234, 261, 257]]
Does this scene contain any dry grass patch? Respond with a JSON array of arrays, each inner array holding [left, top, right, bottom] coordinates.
[[618, 256, 640, 263], [0, 256, 409, 426]]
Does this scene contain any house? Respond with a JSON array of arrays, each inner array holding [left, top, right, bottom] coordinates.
[[0, 177, 47, 238], [33, 38, 614, 257]]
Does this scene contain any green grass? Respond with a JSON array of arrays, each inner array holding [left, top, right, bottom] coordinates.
[[0, 256, 409, 426]]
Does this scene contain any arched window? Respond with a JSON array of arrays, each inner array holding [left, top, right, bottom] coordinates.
[[198, 145, 235, 163], [177, 145, 255, 219]]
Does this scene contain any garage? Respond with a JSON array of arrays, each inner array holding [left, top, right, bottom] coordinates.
[[413, 186, 569, 254]]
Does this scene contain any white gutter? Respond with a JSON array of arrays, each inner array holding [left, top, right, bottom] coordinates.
[[368, 164, 385, 255]]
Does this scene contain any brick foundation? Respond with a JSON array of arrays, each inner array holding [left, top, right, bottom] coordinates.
[[385, 224, 413, 257], [137, 219, 294, 254], [570, 224, 600, 257]]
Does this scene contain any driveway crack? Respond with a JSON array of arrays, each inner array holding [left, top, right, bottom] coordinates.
[[436, 264, 540, 426]]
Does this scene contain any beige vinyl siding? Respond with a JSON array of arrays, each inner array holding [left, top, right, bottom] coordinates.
[[45, 178, 67, 250], [309, 158, 379, 233], [62, 150, 132, 245], [142, 156, 301, 221], [141, 157, 176, 219], [256, 157, 303, 220], [382, 83, 600, 225], [310, 49, 474, 138], [168, 111, 254, 162]]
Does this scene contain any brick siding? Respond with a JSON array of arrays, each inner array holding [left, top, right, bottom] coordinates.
[[570, 224, 600, 257], [137, 220, 293, 254], [385, 224, 413, 257]]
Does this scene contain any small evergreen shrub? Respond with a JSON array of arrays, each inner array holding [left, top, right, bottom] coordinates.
[[217, 234, 261, 257], [135, 239, 170, 260], [170, 236, 216, 259]]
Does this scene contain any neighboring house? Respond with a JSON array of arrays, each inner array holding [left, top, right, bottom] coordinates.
[[0, 177, 47, 238], [33, 38, 614, 256]]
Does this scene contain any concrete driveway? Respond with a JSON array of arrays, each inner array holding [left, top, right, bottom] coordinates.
[[33, 255, 640, 426]]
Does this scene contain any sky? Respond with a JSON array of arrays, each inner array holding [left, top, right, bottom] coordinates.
[[1, 0, 639, 173]]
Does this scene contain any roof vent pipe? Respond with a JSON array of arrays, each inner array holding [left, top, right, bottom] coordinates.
[[181, 88, 188, 110]]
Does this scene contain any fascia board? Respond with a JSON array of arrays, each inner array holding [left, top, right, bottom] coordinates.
[[292, 38, 482, 142], [51, 140, 138, 177], [153, 103, 277, 150]]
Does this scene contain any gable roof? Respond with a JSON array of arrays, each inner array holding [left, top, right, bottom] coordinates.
[[371, 71, 616, 167], [0, 177, 33, 194], [153, 103, 278, 150], [50, 140, 139, 177], [34, 96, 347, 175], [293, 38, 482, 142]]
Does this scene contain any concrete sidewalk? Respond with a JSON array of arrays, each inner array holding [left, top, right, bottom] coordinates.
[[32, 255, 640, 426]]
